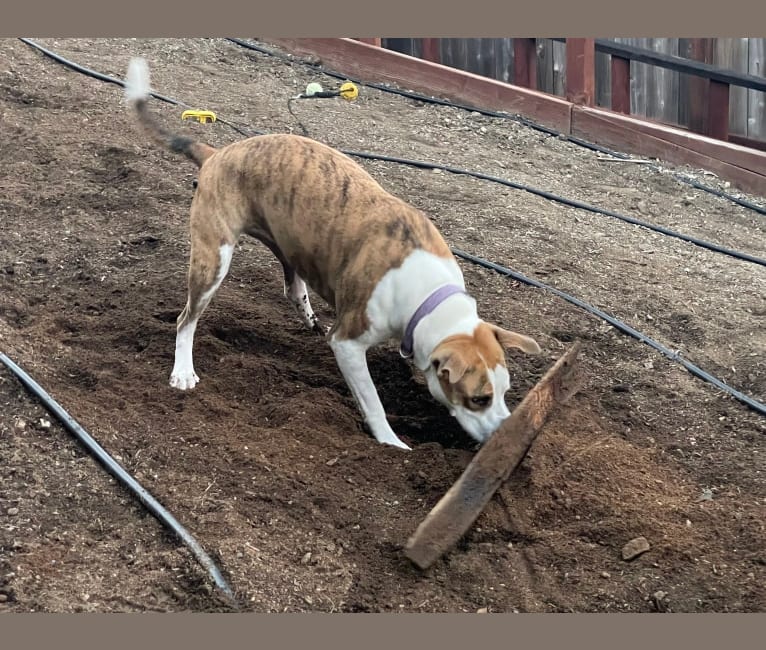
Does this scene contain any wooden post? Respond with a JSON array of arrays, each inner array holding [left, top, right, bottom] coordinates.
[[685, 38, 714, 135], [610, 55, 631, 114], [566, 38, 595, 105], [421, 38, 440, 64], [356, 38, 381, 47], [708, 80, 730, 141], [513, 38, 537, 89]]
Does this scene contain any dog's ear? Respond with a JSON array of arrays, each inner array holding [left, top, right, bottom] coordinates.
[[429, 346, 470, 384], [489, 324, 541, 354]]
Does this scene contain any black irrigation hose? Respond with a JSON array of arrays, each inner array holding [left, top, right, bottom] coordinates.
[[450, 250, 766, 417], [17, 38, 766, 416], [21, 38, 765, 269], [226, 37, 766, 217], [0, 352, 239, 606]]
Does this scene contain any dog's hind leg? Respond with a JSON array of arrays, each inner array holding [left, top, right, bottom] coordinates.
[[285, 274, 325, 335], [260, 238, 325, 335], [170, 227, 235, 390]]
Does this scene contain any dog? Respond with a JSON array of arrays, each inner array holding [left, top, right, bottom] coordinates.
[[124, 57, 540, 451]]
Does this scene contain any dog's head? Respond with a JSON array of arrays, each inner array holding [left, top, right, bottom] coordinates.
[[423, 322, 540, 444]]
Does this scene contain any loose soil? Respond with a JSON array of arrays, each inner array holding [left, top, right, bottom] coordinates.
[[1, 38, 764, 613]]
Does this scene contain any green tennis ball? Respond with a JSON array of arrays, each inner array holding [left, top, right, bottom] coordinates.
[[305, 82, 324, 96]]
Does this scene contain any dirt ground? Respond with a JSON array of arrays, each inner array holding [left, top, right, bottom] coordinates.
[[1, 37, 764, 613]]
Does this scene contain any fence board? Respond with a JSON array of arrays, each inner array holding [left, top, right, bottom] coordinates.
[[748, 40, 765, 140], [714, 38, 750, 136], [595, 51, 611, 107], [496, 38, 514, 83]]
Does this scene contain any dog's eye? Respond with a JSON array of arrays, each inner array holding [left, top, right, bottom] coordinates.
[[470, 395, 491, 407]]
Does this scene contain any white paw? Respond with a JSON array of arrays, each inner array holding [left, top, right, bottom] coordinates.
[[381, 436, 412, 451], [169, 371, 200, 390]]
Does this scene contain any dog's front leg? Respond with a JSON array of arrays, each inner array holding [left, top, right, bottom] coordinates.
[[329, 337, 411, 451]]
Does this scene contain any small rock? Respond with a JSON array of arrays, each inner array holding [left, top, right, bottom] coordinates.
[[38, 418, 51, 430], [696, 488, 714, 502], [300, 552, 312, 565], [13, 418, 26, 432], [0, 594, 8, 603], [621, 536, 650, 561], [6, 508, 19, 516], [476, 607, 488, 613], [600, 571, 611, 579], [325, 457, 338, 466], [652, 590, 669, 611]]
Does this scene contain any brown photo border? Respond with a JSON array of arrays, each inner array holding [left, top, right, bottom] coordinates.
[[2, 0, 765, 646]]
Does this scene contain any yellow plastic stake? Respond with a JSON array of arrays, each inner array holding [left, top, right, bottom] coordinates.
[[181, 110, 217, 124], [339, 82, 359, 101]]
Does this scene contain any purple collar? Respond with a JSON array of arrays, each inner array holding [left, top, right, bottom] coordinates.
[[399, 284, 465, 358]]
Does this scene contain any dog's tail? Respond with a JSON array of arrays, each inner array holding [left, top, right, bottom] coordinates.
[[124, 57, 216, 168]]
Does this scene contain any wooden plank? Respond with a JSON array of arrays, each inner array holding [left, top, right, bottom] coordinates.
[[708, 80, 731, 140], [566, 38, 595, 105], [404, 343, 584, 570], [477, 38, 496, 80], [714, 38, 750, 136], [266, 38, 573, 132], [623, 38, 648, 116], [495, 38, 514, 84], [421, 38, 440, 64], [572, 105, 766, 194], [356, 38, 381, 47], [680, 38, 714, 133], [439, 38, 455, 69], [382, 38, 415, 57], [748, 39, 766, 140], [595, 51, 611, 108], [537, 39, 566, 97], [729, 134, 766, 152], [513, 38, 537, 89], [611, 55, 630, 114], [654, 39, 680, 126], [537, 39, 555, 94], [454, 37, 468, 73], [552, 40, 566, 97], [575, 102, 766, 176]]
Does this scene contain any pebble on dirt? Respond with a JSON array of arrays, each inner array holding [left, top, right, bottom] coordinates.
[[621, 536, 651, 561]]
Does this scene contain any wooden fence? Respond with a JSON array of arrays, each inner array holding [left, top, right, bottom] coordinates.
[[381, 38, 766, 143]]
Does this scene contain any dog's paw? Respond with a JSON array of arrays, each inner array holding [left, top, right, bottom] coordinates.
[[169, 372, 200, 391], [311, 321, 331, 336], [382, 437, 412, 451]]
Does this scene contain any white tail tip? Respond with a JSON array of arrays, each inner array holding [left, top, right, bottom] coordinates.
[[124, 57, 150, 103]]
